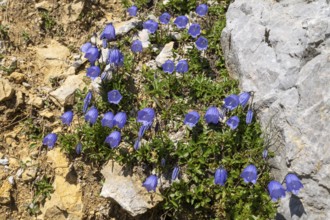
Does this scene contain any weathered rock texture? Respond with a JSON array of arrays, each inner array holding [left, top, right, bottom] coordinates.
[[221, 0, 330, 219], [100, 161, 162, 217]]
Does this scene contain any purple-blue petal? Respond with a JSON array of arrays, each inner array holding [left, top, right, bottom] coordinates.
[[105, 131, 121, 148], [214, 168, 227, 186], [159, 12, 171, 24], [61, 110, 73, 126], [42, 133, 57, 149], [142, 175, 158, 192], [204, 107, 220, 124], [113, 112, 127, 129], [174, 15, 188, 29], [85, 106, 98, 125], [226, 116, 240, 130], [184, 111, 200, 128], [195, 36, 208, 51], [101, 112, 115, 128]]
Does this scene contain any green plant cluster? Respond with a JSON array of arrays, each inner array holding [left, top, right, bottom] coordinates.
[[58, 0, 276, 219]]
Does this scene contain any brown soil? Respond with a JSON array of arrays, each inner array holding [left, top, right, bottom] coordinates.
[[0, 0, 133, 219]]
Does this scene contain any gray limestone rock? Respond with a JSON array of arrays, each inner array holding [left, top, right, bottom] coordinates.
[[100, 161, 162, 217], [221, 0, 330, 219]]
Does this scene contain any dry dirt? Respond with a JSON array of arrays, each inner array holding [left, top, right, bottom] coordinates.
[[0, 0, 142, 219]]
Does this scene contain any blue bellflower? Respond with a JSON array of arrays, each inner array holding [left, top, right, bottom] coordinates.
[[176, 60, 189, 73], [85, 46, 99, 65], [196, 4, 208, 17], [214, 168, 227, 186], [241, 164, 258, 184], [226, 116, 240, 130], [162, 60, 175, 74], [105, 131, 121, 148], [268, 180, 286, 201], [101, 112, 114, 128], [285, 174, 303, 195], [113, 112, 127, 129], [143, 20, 158, 34], [80, 42, 92, 53], [174, 15, 188, 29], [85, 106, 98, 125], [134, 139, 140, 150], [246, 109, 253, 124], [61, 110, 73, 126], [138, 125, 149, 139], [137, 108, 155, 126], [76, 142, 82, 155], [42, 133, 57, 149], [108, 48, 124, 66], [262, 149, 268, 159], [127, 5, 138, 16], [107, 90, 122, 105], [159, 12, 171, 25], [184, 111, 200, 128], [195, 36, 208, 51], [142, 175, 158, 192], [224, 94, 239, 110], [188, 23, 201, 38], [131, 39, 143, 53], [83, 91, 92, 113], [239, 92, 250, 107], [204, 106, 220, 124], [100, 23, 116, 48], [171, 166, 180, 180], [86, 66, 101, 80]]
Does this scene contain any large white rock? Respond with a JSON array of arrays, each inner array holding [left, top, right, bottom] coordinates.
[[221, 0, 330, 219], [49, 74, 85, 106], [155, 42, 174, 67], [100, 161, 162, 217]]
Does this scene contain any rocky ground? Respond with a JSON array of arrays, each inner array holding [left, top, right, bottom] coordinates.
[[0, 0, 138, 219]]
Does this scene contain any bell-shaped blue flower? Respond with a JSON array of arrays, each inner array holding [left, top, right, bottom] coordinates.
[[195, 36, 208, 51], [268, 180, 286, 202], [83, 91, 92, 113], [142, 175, 158, 192], [85, 106, 98, 125], [176, 60, 188, 73], [42, 133, 57, 149], [105, 131, 121, 149], [100, 23, 116, 48], [239, 92, 250, 107], [143, 20, 158, 34], [196, 4, 208, 17], [214, 168, 227, 186], [224, 94, 239, 110], [137, 108, 155, 126], [188, 23, 201, 38], [159, 12, 171, 25], [76, 142, 82, 155], [171, 166, 180, 180], [204, 106, 220, 124], [162, 60, 175, 74], [101, 112, 114, 128], [285, 174, 303, 195], [127, 5, 138, 16], [113, 112, 127, 129], [134, 139, 140, 150], [184, 111, 200, 128], [262, 149, 268, 159], [86, 66, 101, 80], [240, 164, 258, 184], [85, 46, 99, 64], [107, 90, 122, 105], [80, 42, 92, 53], [131, 39, 143, 53], [138, 125, 149, 139], [174, 15, 188, 29], [246, 109, 253, 124], [108, 48, 124, 66], [61, 110, 73, 126], [226, 116, 240, 130]]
